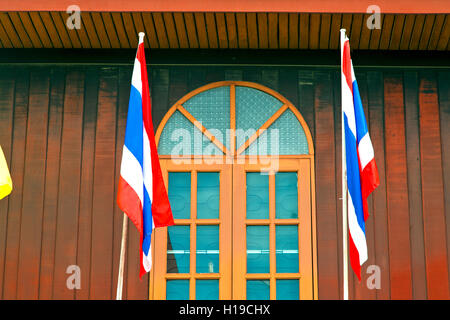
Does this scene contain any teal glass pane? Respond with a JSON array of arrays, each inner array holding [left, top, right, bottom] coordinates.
[[246, 172, 269, 219], [167, 226, 190, 273], [166, 280, 189, 300], [276, 280, 299, 300], [197, 172, 220, 219], [182, 86, 230, 149], [247, 226, 269, 273], [158, 110, 223, 156], [168, 172, 191, 219], [236, 86, 283, 150], [275, 172, 298, 219], [196, 225, 220, 273], [244, 109, 308, 155], [196, 280, 219, 300], [247, 280, 270, 300], [276, 225, 299, 273]]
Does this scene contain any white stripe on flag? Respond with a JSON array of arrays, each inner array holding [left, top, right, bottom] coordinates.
[[120, 145, 144, 206], [358, 134, 375, 170], [131, 58, 142, 95]]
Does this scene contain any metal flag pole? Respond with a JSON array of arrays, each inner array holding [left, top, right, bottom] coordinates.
[[340, 28, 349, 301], [116, 214, 128, 300]]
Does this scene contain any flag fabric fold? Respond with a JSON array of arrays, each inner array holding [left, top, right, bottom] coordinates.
[[0, 146, 12, 200], [341, 32, 380, 280], [117, 34, 174, 278]]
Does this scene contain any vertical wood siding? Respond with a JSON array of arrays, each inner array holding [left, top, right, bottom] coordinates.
[[0, 65, 448, 300]]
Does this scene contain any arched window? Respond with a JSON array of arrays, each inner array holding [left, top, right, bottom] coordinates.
[[152, 81, 317, 300]]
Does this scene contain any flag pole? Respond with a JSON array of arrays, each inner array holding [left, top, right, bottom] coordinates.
[[116, 214, 128, 300], [340, 28, 349, 301]]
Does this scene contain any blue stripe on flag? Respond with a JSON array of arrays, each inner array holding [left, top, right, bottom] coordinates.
[[344, 114, 366, 234], [142, 184, 153, 256], [352, 80, 368, 144], [124, 85, 144, 167]]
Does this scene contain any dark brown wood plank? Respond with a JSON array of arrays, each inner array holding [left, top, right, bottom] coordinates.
[[111, 13, 130, 48], [438, 72, 450, 287], [101, 12, 120, 49], [173, 13, 189, 49], [89, 68, 118, 300], [215, 13, 228, 49], [204, 13, 218, 49], [194, 13, 208, 49], [389, 14, 405, 50], [358, 14, 371, 50], [366, 71, 390, 300], [7, 12, 32, 48], [298, 71, 314, 142], [0, 12, 22, 48], [140, 13, 159, 49], [162, 12, 179, 49], [38, 68, 65, 300], [418, 15, 436, 50], [427, 14, 445, 50], [368, 14, 383, 50], [17, 12, 43, 48], [257, 13, 268, 49], [278, 13, 288, 49], [379, 14, 395, 50], [90, 12, 111, 49], [15, 70, 50, 299], [51, 70, 85, 300], [418, 72, 450, 299], [0, 16, 12, 48], [60, 11, 81, 48], [183, 13, 199, 49], [152, 13, 169, 49], [246, 13, 258, 49], [314, 71, 339, 299], [39, 12, 63, 48], [403, 71, 427, 300], [235, 13, 248, 49], [319, 13, 331, 49], [75, 67, 99, 300], [399, 15, 416, 50], [329, 14, 342, 50], [0, 72, 15, 299], [299, 13, 310, 49], [309, 13, 320, 50], [349, 13, 363, 49], [28, 12, 53, 48], [49, 12, 73, 48], [409, 14, 425, 50], [79, 13, 100, 49], [384, 73, 413, 299], [288, 13, 298, 49], [121, 13, 138, 48], [268, 13, 278, 49], [224, 13, 237, 49], [436, 15, 449, 50]]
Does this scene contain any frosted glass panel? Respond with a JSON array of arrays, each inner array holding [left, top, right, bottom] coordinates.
[[247, 226, 270, 273], [196, 225, 220, 273], [196, 280, 219, 300], [276, 280, 299, 300], [275, 172, 298, 219], [247, 280, 270, 300], [183, 86, 230, 149], [244, 109, 308, 155], [276, 225, 299, 273], [168, 172, 191, 219], [166, 280, 189, 300], [197, 172, 220, 219], [246, 172, 269, 219], [167, 226, 190, 273]]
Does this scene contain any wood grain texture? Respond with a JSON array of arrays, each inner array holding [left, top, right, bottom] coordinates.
[[418, 72, 449, 299], [384, 73, 413, 299]]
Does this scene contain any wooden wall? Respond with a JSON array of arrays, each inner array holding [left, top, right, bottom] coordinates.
[[0, 64, 448, 299]]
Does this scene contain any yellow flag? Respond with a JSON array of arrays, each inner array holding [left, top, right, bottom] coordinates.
[[0, 145, 12, 200]]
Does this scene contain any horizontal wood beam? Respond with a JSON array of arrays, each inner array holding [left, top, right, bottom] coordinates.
[[0, 0, 448, 14]]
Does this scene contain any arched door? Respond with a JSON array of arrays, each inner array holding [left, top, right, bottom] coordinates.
[[151, 81, 317, 300]]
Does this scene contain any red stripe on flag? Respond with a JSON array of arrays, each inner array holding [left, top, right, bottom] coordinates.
[[342, 40, 353, 94], [348, 231, 362, 281]]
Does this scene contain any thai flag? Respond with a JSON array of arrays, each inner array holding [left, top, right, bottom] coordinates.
[[341, 32, 380, 280], [117, 33, 174, 278]]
